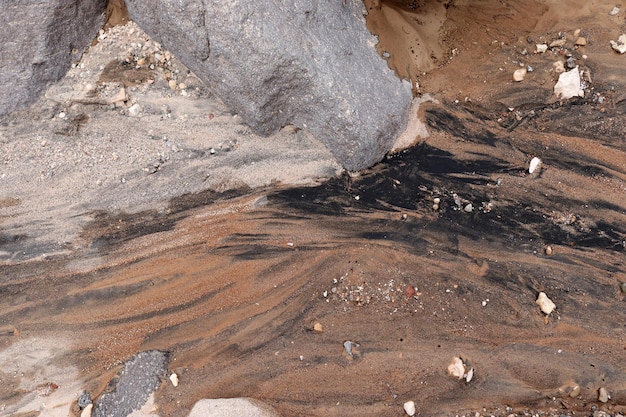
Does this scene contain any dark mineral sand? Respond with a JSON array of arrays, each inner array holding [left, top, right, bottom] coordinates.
[[2, 1, 626, 416]]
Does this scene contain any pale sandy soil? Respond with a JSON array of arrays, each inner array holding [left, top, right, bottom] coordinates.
[[1, 1, 625, 417]]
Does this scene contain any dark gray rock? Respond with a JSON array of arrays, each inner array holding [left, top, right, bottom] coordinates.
[[0, 0, 106, 116], [125, 0, 412, 170], [94, 350, 167, 417]]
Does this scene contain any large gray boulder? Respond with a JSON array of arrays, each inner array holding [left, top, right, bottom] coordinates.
[[0, 0, 106, 116], [125, 0, 412, 170]]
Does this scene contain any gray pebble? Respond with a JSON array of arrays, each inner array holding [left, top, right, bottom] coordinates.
[[78, 391, 92, 408]]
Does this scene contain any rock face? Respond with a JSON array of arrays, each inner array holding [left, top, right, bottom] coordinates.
[[0, 0, 106, 116], [125, 0, 412, 170]]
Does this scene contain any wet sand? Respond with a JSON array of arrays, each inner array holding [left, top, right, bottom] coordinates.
[[2, 1, 626, 416]]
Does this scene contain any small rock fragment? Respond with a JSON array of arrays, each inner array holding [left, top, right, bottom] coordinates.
[[344, 340, 354, 357], [536, 43, 548, 53], [553, 60, 565, 73], [609, 6, 620, 16], [168, 79, 178, 89], [464, 203, 473, 213], [575, 37, 587, 46], [405, 285, 416, 298], [550, 38, 567, 48], [529, 157, 542, 174], [570, 384, 581, 397], [536, 292, 556, 315], [619, 282, 626, 294], [545, 245, 553, 256], [80, 403, 93, 417], [598, 387, 609, 403], [566, 56, 576, 69], [169, 373, 179, 387], [610, 34, 626, 54], [554, 67, 583, 99], [313, 322, 323, 333], [78, 391, 92, 408], [128, 103, 141, 117], [513, 68, 527, 82], [403, 400, 416, 416], [447, 357, 465, 379], [465, 367, 474, 382]]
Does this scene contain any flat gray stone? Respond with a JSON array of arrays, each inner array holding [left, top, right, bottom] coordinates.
[[0, 0, 106, 116], [94, 350, 167, 417], [125, 0, 412, 170], [187, 398, 281, 417]]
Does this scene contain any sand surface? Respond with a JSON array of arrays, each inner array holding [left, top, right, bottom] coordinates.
[[1, 1, 626, 416]]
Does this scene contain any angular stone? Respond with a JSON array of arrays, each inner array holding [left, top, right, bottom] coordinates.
[[125, 0, 412, 170], [0, 0, 106, 116]]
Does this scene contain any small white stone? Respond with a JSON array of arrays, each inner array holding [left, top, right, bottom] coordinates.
[[464, 203, 473, 213], [609, 34, 626, 54], [128, 103, 141, 117], [598, 387, 609, 403], [536, 43, 548, 53], [513, 68, 527, 82], [554, 67, 583, 99], [169, 372, 179, 387], [58, 111, 66, 119], [80, 403, 93, 417], [609, 6, 620, 16], [447, 357, 465, 379], [529, 157, 542, 173], [403, 400, 416, 416], [465, 367, 474, 383], [550, 38, 567, 48], [536, 292, 556, 315], [553, 60, 565, 74]]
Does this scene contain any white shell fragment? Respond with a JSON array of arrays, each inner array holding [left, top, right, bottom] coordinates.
[[536, 292, 556, 315], [529, 157, 542, 174], [403, 400, 416, 416], [465, 367, 474, 383], [169, 372, 179, 387]]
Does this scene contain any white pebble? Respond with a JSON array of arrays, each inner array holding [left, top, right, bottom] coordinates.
[[58, 112, 66, 119], [513, 68, 527, 82], [403, 401, 416, 416], [529, 157, 542, 173], [447, 357, 465, 379], [536, 44, 548, 53], [169, 372, 179, 387], [80, 403, 93, 417], [128, 103, 141, 117], [598, 387, 609, 402], [610, 34, 626, 54], [536, 292, 556, 315]]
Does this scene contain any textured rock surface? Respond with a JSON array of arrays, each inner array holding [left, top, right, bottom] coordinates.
[[125, 0, 412, 170], [188, 398, 281, 417], [94, 350, 167, 417], [0, 0, 106, 116]]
